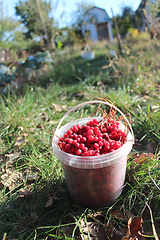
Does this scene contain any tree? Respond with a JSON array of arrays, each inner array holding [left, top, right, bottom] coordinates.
[[0, 16, 28, 49], [114, 6, 135, 37], [15, 0, 57, 43]]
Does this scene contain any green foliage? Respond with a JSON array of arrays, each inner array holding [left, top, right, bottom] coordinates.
[[15, 0, 57, 42], [0, 17, 28, 50], [114, 7, 136, 37]]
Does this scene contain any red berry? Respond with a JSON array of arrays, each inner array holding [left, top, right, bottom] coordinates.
[[71, 146, 76, 153], [88, 150, 95, 156], [65, 144, 72, 151], [73, 125, 78, 132], [67, 129, 72, 136], [98, 141, 103, 147], [75, 142, 80, 148], [93, 143, 99, 149], [81, 136, 87, 143], [88, 129, 93, 135], [92, 136, 98, 142], [87, 135, 94, 141], [82, 151, 89, 156], [95, 152, 100, 156], [75, 149, 82, 155], [93, 118, 99, 124]]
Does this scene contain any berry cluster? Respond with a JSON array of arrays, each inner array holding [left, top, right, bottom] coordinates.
[[58, 118, 127, 156]]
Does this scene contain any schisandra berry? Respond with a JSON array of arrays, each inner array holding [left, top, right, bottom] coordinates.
[[58, 118, 127, 156]]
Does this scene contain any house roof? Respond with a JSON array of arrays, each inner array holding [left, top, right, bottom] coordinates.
[[84, 6, 111, 20]]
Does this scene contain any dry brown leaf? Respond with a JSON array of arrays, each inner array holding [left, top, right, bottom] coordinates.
[[5, 150, 21, 162], [1, 170, 23, 190], [134, 153, 154, 164], [51, 103, 67, 112], [45, 195, 59, 208], [18, 126, 24, 131], [79, 215, 123, 240], [29, 127, 35, 132], [19, 189, 32, 197], [30, 212, 39, 222], [23, 133, 29, 137], [45, 198, 53, 208], [80, 219, 107, 240], [14, 136, 25, 146], [146, 143, 157, 153], [122, 216, 146, 240], [27, 174, 38, 181]]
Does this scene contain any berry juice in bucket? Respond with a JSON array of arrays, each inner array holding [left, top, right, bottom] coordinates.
[[52, 100, 134, 209]]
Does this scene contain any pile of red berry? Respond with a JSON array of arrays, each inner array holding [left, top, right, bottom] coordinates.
[[58, 118, 127, 156]]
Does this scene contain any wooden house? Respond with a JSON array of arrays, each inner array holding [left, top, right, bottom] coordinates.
[[81, 6, 113, 42]]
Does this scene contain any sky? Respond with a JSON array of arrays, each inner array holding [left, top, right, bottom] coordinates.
[[2, 0, 141, 27]]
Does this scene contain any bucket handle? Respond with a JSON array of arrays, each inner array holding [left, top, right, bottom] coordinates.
[[55, 100, 134, 140]]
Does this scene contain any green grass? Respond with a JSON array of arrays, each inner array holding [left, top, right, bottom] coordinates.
[[0, 39, 160, 239]]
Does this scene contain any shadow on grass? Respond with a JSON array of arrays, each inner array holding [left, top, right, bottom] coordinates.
[[0, 177, 82, 239]]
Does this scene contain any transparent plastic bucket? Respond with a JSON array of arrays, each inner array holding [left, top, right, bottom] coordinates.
[[52, 100, 134, 209]]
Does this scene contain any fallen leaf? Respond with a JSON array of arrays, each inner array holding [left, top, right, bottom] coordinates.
[[29, 127, 35, 132], [19, 189, 32, 197], [122, 216, 146, 240], [51, 103, 67, 112], [14, 136, 25, 146], [45, 198, 53, 208], [45, 194, 59, 207], [1, 170, 23, 190], [5, 150, 21, 162], [134, 153, 154, 164], [30, 212, 39, 222], [23, 133, 29, 137], [80, 219, 107, 240], [79, 213, 124, 240], [146, 143, 157, 153], [18, 126, 24, 131], [27, 174, 38, 181]]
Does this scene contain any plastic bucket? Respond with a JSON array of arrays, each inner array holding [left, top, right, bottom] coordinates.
[[52, 100, 134, 209]]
